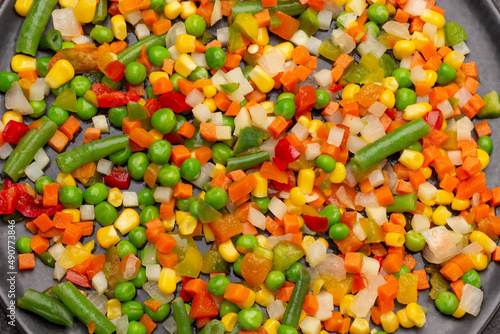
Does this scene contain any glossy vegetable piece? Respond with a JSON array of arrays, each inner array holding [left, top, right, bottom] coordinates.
[[240, 252, 273, 286], [174, 246, 203, 277], [201, 248, 230, 274], [117, 34, 167, 66], [273, 241, 305, 271], [477, 91, 500, 119], [48, 46, 99, 73], [281, 267, 311, 328], [17, 289, 73, 327]]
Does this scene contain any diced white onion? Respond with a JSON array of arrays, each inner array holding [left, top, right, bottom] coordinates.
[[48, 243, 65, 261], [269, 197, 288, 220], [306, 36, 322, 57], [365, 207, 388, 225], [314, 291, 334, 321], [447, 150, 463, 165], [233, 107, 251, 137], [97, 159, 114, 176], [92, 271, 108, 295], [24, 162, 43, 182], [327, 126, 345, 147], [6, 81, 33, 115], [361, 256, 380, 280], [166, 22, 186, 48], [267, 300, 286, 320], [123, 10, 143, 25], [192, 103, 212, 123], [191, 53, 209, 69], [305, 240, 327, 268], [410, 65, 426, 83], [123, 191, 139, 207], [357, 35, 387, 59], [455, 87, 473, 109], [291, 123, 309, 141], [459, 284, 483, 316], [313, 69, 333, 87], [211, 0, 222, 26], [300, 317, 321, 334], [411, 214, 430, 234], [88, 291, 108, 315], [346, 135, 366, 153], [437, 98, 455, 119], [453, 41, 470, 55], [304, 143, 321, 161], [80, 205, 95, 221], [216, 27, 229, 46], [215, 126, 232, 141], [186, 88, 205, 107], [401, 0, 427, 16], [53, 261, 67, 281], [360, 115, 386, 143], [34, 148, 50, 170], [92, 115, 109, 133], [143, 281, 174, 303], [447, 216, 473, 234], [418, 182, 437, 201], [146, 264, 162, 281], [154, 187, 173, 203], [318, 10, 333, 30], [368, 169, 385, 188], [383, 21, 411, 40], [247, 206, 266, 230], [52, 8, 82, 39], [135, 23, 150, 40], [258, 49, 286, 77], [289, 30, 309, 46], [316, 254, 346, 281], [249, 104, 267, 125]]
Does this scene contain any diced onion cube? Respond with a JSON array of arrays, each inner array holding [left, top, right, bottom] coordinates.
[[34, 148, 50, 170], [24, 162, 43, 182], [92, 115, 109, 133], [123, 191, 139, 207], [80, 205, 95, 221], [97, 159, 114, 176]]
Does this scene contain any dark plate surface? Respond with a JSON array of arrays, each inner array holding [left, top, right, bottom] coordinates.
[[1, 0, 500, 333]]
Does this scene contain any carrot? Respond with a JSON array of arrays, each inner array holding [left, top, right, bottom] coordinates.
[[62, 223, 83, 245], [80, 161, 97, 178], [224, 284, 250, 303], [371, 306, 382, 325], [333, 53, 354, 69], [227, 169, 246, 182], [450, 254, 475, 273], [378, 298, 395, 314], [223, 54, 242, 71], [440, 262, 463, 282], [75, 221, 94, 236], [228, 174, 258, 203], [382, 254, 403, 274], [291, 46, 311, 66], [464, 77, 479, 95], [344, 252, 362, 274], [245, 89, 267, 103], [261, 0, 277, 7], [375, 185, 395, 206], [490, 187, 500, 206], [136, 45, 153, 72], [468, 93, 486, 112], [197, 1, 214, 26], [18, 70, 38, 83], [403, 254, 417, 271], [142, 9, 159, 25], [184, 278, 208, 297], [25, 220, 39, 234], [275, 282, 295, 302], [220, 1, 233, 16], [415, 82, 432, 96], [177, 121, 196, 139], [456, 172, 486, 200], [410, 51, 426, 68], [377, 283, 398, 302], [48, 130, 69, 153], [331, 65, 344, 83], [302, 294, 319, 316], [293, 65, 311, 82], [83, 127, 101, 144], [153, 77, 174, 95], [200, 122, 217, 141], [42, 183, 59, 208], [267, 116, 289, 139], [462, 62, 478, 77], [173, 183, 192, 199], [424, 54, 443, 72], [157, 252, 177, 268], [241, 221, 258, 236], [213, 91, 231, 111], [433, 155, 455, 176], [194, 146, 212, 165], [19, 253, 36, 270], [493, 246, 500, 262], [324, 312, 343, 332], [144, 299, 163, 313], [359, 178, 374, 194], [59, 115, 80, 140], [156, 233, 177, 254], [162, 58, 175, 75], [450, 279, 464, 300], [33, 213, 54, 233], [225, 100, 242, 116], [475, 121, 492, 137], [171, 145, 191, 166], [394, 8, 410, 23], [254, 9, 271, 27], [339, 317, 351, 334], [283, 213, 300, 234], [347, 25, 367, 42], [159, 198, 176, 220], [462, 157, 482, 177], [118, 0, 151, 13], [52, 211, 72, 229], [30, 235, 50, 255], [139, 314, 157, 334], [206, 40, 222, 50]]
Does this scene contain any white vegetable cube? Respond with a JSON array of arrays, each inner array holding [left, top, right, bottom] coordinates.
[[123, 191, 139, 207], [314, 291, 334, 321], [34, 148, 50, 170], [52, 8, 81, 39], [318, 10, 333, 30], [80, 205, 95, 221], [306, 36, 322, 57], [192, 104, 212, 123], [233, 107, 251, 137], [417, 182, 437, 201], [92, 115, 109, 133], [215, 126, 232, 141], [313, 69, 333, 87], [238, 79, 254, 96], [411, 214, 430, 233], [268, 197, 288, 220], [210, 112, 224, 126], [97, 159, 114, 176], [154, 187, 172, 203], [135, 23, 150, 40], [300, 316, 321, 334], [24, 162, 44, 182], [71, 35, 92, 45], [185, 89, 205, 108], [365, 206, 388, 225], [247, 206, 266, 230], [248, 104, 267, 125], [289, 29, 309, 46], [216, 27, 229, 46], [191, 53, 209, 69], [304, 143, 321, 161], [92, 271, 108, 295], [123, 10, 143, 25], [168, 45, 181, 61], [146, 264, 162, 282], [53, 261, 66, 281], [48, 243, 65, 261], [305, 240, 327, 267], [225, 68, 245, 83], [29, 81, 49, 101], [211, 70, 227, 90]]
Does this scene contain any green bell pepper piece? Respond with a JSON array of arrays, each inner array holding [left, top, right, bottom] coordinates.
[[272, 241, 305, 271], [444, 22, 467, 46], [477, 91, 500, 119], [298, 8, 320, 37], [319, 39, 343, 62], [201, 249, 230, 274], [233, 127, 264, 155]]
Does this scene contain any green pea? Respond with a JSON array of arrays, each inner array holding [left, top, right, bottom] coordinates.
[[285, 262, 303, 283], [437, 63, 457, 85], [110, 146, 132, 165], [158, 165, 181, 187], [0, 71, 19, 93], [117, 240, 138, 258], [207, 275, 231, 296], [90, 25, 114, 44], [252, 196, 270, 214], [277, 92, 295, 103], [138, 189, 156, 206], [405, 231, 426, 252], [367, 3, 389, 24], [127, 321, 147, 334], [125, 62, 147, 86], [205, 47, 226, 70], [461, 269, 481, 288], [185, 14, 206, 37], [59, 186, 83, 209], [95, 201, 118, 226], [35, 176, 54, 194], [76, 97, 98, 120], [176, 196, 194, 211], [220, 300, 240, 318], [151, 108, 176, 134], [189, 200, 199, 220], [394, 265, 411, 278], [128, 152, 150, 180], [61, 42, 75, 49], [47, 106, 69, 126], [180, 158, 201, 181], [278, 325, 298, 334], [148, 139, 172, 165], [235, 234, 258, 252], [205, 186, 228, 210], [395, 88, 417, 111], [321, 204, 342, 226], [29, 100, 46, 118], [131, 266, 148, 288], [146, 85, 158, 99], [51, 82, 70, 96], [16, 236, 32, 253], [477, 136, 493, 155], [316, 155, 336, 173], [70, 76, 92, 97], [274, 98, 296, 120], [115, 281, 137, 301], [170, 73, 186, 92], [233, 255, 244, 276], [148, 45, 170, 67], [140, 205, 160, 225], [36, 57, 51, 78], [364, 21, 380, 38], [129, 226, 148, 249], [406, 141, 423, 153], [188, 66, 209, 82], [145, 298, 171, 322], [211, 143, 232, 165], [392, 68, 412, 88], [108, 106, 128, 128], [83, 182, 108, 205], [435, 291, 459, 315], [238, 308, 262, 331], [102, 75, 121, 90], [314, 89, 330, 109], [329, 223, 349, 241], [265, 270, 286, 291]]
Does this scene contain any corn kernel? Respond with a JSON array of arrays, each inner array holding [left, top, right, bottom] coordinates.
[[45, 59, 75, 89], [411, 32, 431, 51], [175, 34, 196, 53], [477, 149, 489, 169], [211, 163, 226, 178], [424, 70, 438, 86], [435, 28, 446, 48], [203, 223, 215, 242], [263, 319, 280, 334], [165, 0, 182, 20], [203, 97, 217, 112], [290, 187, 307, 207], [176, 211, 198, 235], [203, 84, 217, 98], [114, 208, 140, 235], [3, 111, 23, 125], [399, 149, 424, 170], [15, 0, 32, 16], [138, 98, 146, 106], [443, 51, 465, 70], [379, 89, 396, 108], [74, 0, 97, 23], [149, 71, 169, 84], [249, 65, 274, 93], [159, 268, 177, 294], [403, 102, 432, 121], [432, 205, 452, 226], [57, 173, 77, 188], [299, 310, 307, 325], [302, 235, 316, 250], [330, 162, 347, 184], [422, 205, 433, 220], [256, 27, 270, 46], [382, 77, 399, 93], [380, 311, 400, 333], [256, 235, 267, 248], [275, 42, 294, 61], [180, 1, 197, 19], [419, 167, 432, 179], [396, 309, 414, 328], [385, 233, 405, 247], [59, 0, 77, 7], [421, 9, 445, 28], [107, 187, 123, 207], [96, 225, 121, 248], [175, 53, 197, 77], [221, 313, 238, 332], [470, 230, 496, 254], [471, 251, 489, 271], [405, 302, 426, 328], [308, 119, 323, 134], [312, 277, 325, 296], [11, 55, 36, 73], [335, 0, 348, 5], [111, 15, 127, 41], [255, 284, 274, 307], [61, 209, 80, 222], [261, 101, 275, 114], [342, 83, 361, 100], [350, 318, 370, 334], [435, 189, 453, 205], [236, 290, 255, 309], [298, 169, 315, 195], [385, 3, 396, 15], [393, 40, 416, 60], [340, 294, 356, 318], [107, 299, 122, 320], [284, 198, 303, 215], [451, 198, 470, 211], [317, 237, 329, 249], [297, 115, 310, 128], [219, 239, 240, 262], [442, 119, 447, 130], [251, 172, 268, 198], [452, 307, 467, 318], [149, 129, 164, 141]]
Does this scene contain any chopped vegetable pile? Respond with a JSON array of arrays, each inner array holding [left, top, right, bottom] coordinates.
[[2, 0, 500, 333]]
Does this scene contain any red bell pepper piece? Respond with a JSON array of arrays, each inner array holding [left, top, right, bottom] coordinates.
[[0, 186, 19, 215], [159, 91, 192, 113], [86, 254, 106, 280], [272, 157, 287, 172], [163, 132, 184, 144], [126, 89, 140, 102], [104, 60, 126, 82], [144, 98, 161, 116], [3, 179, 15, 189], [385, 108, 397, 119], [275, 138, 300, 163], [303, 215, 329, 232], [423, 109, 444, 130], [97, 91, 129, 108], [108, 1, 120, 15], [104, 169, 131, 189], [91, 82, 116, 95], [352, 273, 367, 293], [329, 83, 343, 93], [2, 121, 30, 145], [15, 184, 63, 217], [65, 268, 91, 288], [189, 290, 219, 319], [180, 276, 194, 302], [294, 85, 317, 114], [373, 255, 384, 272]]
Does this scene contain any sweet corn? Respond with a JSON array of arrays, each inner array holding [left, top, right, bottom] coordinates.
[[149, 129, 164, 141], [96, 226, 121, 248], [107, 299, 121, 320], [340, 294, 356, 318], [419, 167, 432, 179], [452, 307, 467, 318], [420, 198, 436, 208], [175, 34, 196, 53], [45, 60, 75, 89], [203, 84, 217, 98], [249, 65, 274, 93], [255, 284, 274, 307], [261, 101, 275, 114], [165, 0, 183, 20], [435, 28, 446, 48], [203, 97, 217, 112], [59, 0, 78, 7], [471, 251, 489, 271], [107, 187, 123, 207], [432, 205, 452, 226], [285, 197, 304, 215], [335, 0, 348, 5], [149, 71, 170, 84], [317, 237, 329, 249], [290, 187, 307, 207], [380, 311, 399, 333], [211, 163, 226, 177], [298, 310, 307, 325], [219, 239, 240, 262], [15, 0, 32, 16], [330, 162, 347, 183], [221, 313, 238, 332], [379, 89, 396, 108], [180, 1, 197, 19], [396, 309, 414, 328], [312, 277, 325, 296], [61, 209, 80, 222], [350, 318, 370, 334], [470, 230, 496, 254], [386, 3, 396, 15], [297, 115, 310, 128], [393, 40, 416, 60], [236, 290, 255, 309], [422, 204, 433, 220], [298, 169, 315, 194], [435, 190, 454, 205], [411, 32, 431, 51], [308, 119, 323, 134], [113, 208, 140, 235], [477, 149, 489, 169], [138, 98, 146, 106], [256, 235, 267, 248], [302, 235, 316, 250], [3, 111, 23, 125], [251, 172, 268, 198], [403, 102, 432, 120], [275, 42, 294, 61], [443, 51, 465, 70], [382, 77, 399, 93], [57, 173, 77, 188], [420, 9, 445, 28], [451, 198, 470, 211], [11, 54, 36, 72], [442, 119, 447, 130], [424, 70, 438, 87], [263, 319, 280, 334], [159, 268, 177, 294], [256, 27, 270, 46], [399, 149, 424, 170], [342, 83, 361, 100], [176, 210, 198, 235], [345, 0, 367, 13], [74, 0, 97, 23], [405, 302, 426, 328], [175, 53, 197, 77], [203, 223, 216, 242], [111, 15, 127, 41], [385, 233, 405, 247]]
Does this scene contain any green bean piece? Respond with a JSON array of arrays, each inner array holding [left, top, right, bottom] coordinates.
[[38, 251, 56, 268], [281, 267, 311, 328], [17, 289, 74, 327], [92, 0, 108, 24], [172, 297, 191, 334], [386, 193, 417, 213], [39, 29, 62, 52], [117, 34, 167, 66], [231, 0, 306, 17], [226, 151, 270, 172]]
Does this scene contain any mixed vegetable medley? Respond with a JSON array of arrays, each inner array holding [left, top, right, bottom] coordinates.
[[2, 0, 500, 333]]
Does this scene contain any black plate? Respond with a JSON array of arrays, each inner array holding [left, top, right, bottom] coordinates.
[[1, 0, 500, 333]]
